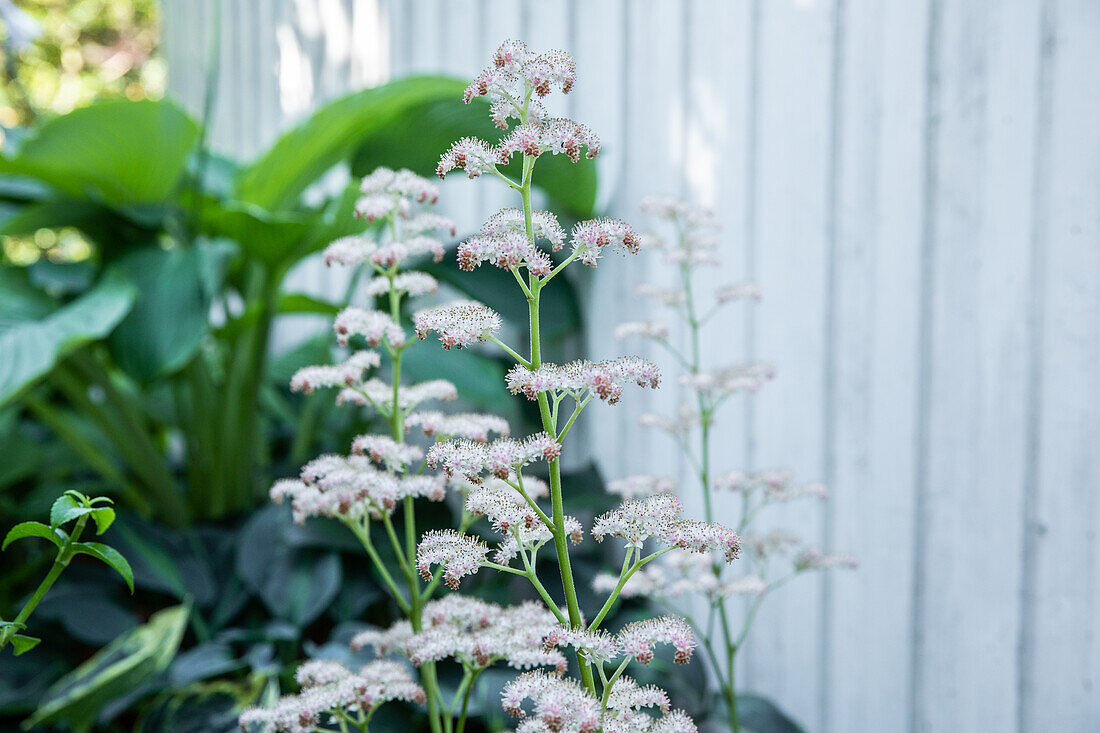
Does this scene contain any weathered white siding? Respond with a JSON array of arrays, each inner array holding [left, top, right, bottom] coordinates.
[[162, 1, 1100, 730]]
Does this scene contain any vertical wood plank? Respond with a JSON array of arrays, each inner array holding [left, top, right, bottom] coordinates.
[[823, 0, 927, 731], [914, 0, 1043, 730], [741, 0, 835, 726], [1023, 1, 1100, 730]]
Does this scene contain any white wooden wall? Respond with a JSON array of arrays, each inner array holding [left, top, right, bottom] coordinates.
[[161, 2, 1100, 731]]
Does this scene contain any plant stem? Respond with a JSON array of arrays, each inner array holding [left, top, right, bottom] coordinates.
[[1, 516, 87, 651], [520, 167, 596, 695]]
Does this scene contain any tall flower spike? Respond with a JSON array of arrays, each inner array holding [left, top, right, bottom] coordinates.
[[414, 300, 503, 350], [416, 530, 488, 589], [505, 357, 660, 405]]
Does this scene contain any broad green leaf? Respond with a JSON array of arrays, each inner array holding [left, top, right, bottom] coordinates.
[[50, 493, 81, 527], [238, 76, 473, 211], [107, 247, 208, 381], [278, 292, 342, 316], [236, 506, 342, 627], [91, 507, 116, 534], [2, 521, 62, 550], [401, 339, 514, 414], [72, 542, 135, 593], [199, 200, 311, 267], [10, 634, 40, 656], [26, 604, 188, 730], [0, 99, 200, 204], [0, 267, 53, 332], [351, 93, 598, 217], [0, 269, 137, 408]]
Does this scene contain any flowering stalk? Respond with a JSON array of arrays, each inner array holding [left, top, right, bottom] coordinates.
[[609, 197, 858, 731]]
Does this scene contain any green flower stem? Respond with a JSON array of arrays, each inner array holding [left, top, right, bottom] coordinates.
[[1, 515, 87, 651], [348, 520, 409, 614], [485, 334, 531, 368], [599, 657, 632, 708], [520, 166, 596, 696], [455, 668, 481, 733], [587, 546, 675, 633], [379, 262, 445, 733]]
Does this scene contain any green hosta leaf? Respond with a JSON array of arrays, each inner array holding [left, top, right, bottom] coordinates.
[[278, 292, 342, 316], [107, 247, 208, 381], [2, 521, 63, 550], [10, 634, 40, 656], [0, 269, 137, 408], [72, 542, 134, 593], [0, 99, 200, 205], [90, 507, 116, 535], [199, 200, 311, 268], [0, 267, 53, 331], [26, 604, 188, 730], [401, 339, 513, 415], [238, 76, 470, 211]]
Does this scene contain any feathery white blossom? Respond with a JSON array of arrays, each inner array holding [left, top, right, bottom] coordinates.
[[592, 494, 740, 562], [606, 475, 678, 499], [614, 321, 670, 341], [414, 300, 503, 350], [238, 659, 424, 733], [506, 357, 660, 405], [427, 434, 562, 481], [416, 530, 489, 589], [290, 350, 380, 394], [336, 378, 458, 412], [363, 271, 439, 298], [678, 362, 776, 397], [405, 411, 510, 441], [333, 307, 406, 347]]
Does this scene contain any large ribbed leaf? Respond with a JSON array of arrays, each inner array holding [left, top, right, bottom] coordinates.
[[0, 99, 199, 204]]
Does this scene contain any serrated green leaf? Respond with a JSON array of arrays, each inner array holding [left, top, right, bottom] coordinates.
[[3, 521, 63, 550], [10, 634, 40, 656], [50, 494, 81, 527], [90, 507, 116, 535], [72, 542, 134, 593]]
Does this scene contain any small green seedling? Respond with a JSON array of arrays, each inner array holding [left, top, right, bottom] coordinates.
[[1, 490, 133, 655]]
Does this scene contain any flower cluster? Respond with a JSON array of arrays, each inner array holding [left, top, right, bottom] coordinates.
[[336, 378, 458, 412], [501, 671, 697, 733], [238, 660, 424, 733], [414, 301, 503, 349], [405, 411, 510, 442], [592, 493, 741, 562], [605, 475, 678, 499], [363, 271, 439, 298], [290, 350, 381, 394], [270, 452, 447, 524], [464, 481, 582, 563], [415, 529, 488, 589], [678, 362, 776, 398], [505, 357, 660, 405], [333, 307, 406, 348], [438, 40, 599, 181], [426, 434, 562, 481], [713, 468, 828, 503], [354, 595, 567, 673], [544, 615, 695, 667]]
